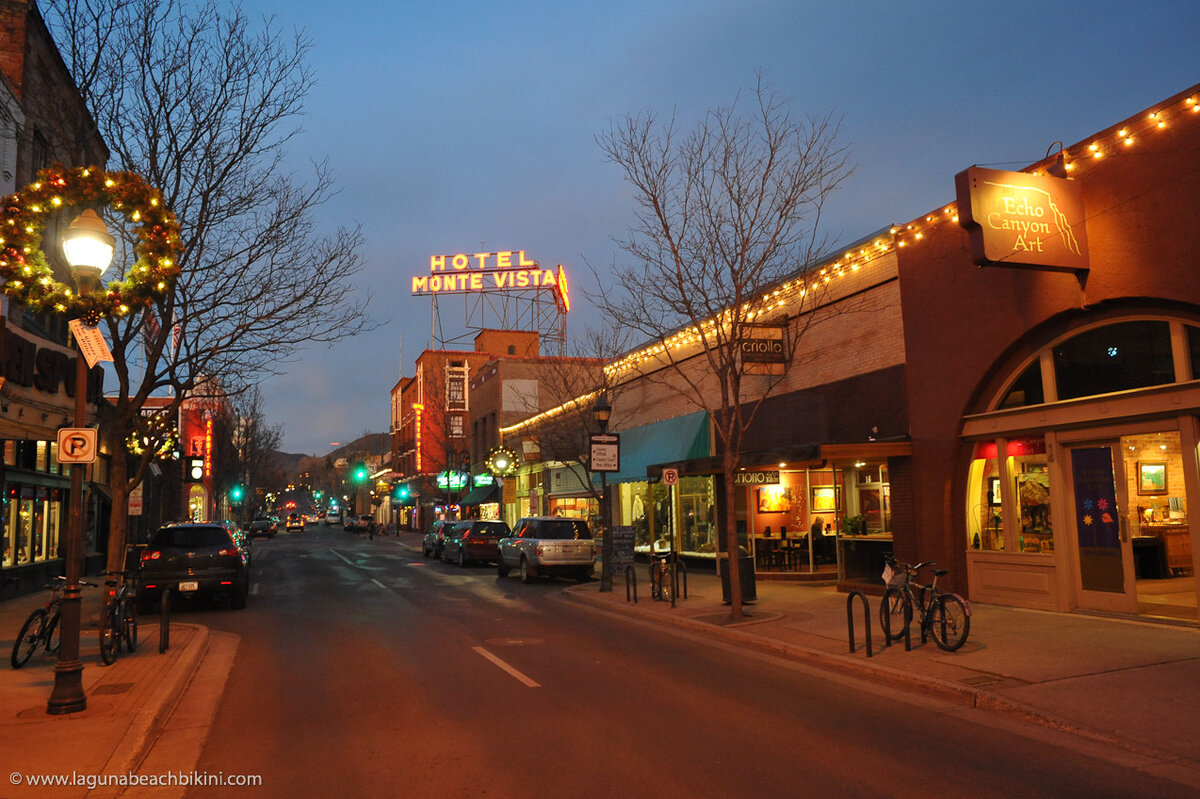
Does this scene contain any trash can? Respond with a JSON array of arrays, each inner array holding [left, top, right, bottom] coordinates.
[[719, 548, 757, 604]]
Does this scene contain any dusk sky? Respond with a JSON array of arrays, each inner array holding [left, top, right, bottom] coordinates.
[[238, 0, 1199, 455]]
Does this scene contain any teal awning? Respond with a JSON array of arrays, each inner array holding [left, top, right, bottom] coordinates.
[[608, 411, 710, 483]]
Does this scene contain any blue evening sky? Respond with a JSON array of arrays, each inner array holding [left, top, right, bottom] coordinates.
[[241, 0, 1199, 455]]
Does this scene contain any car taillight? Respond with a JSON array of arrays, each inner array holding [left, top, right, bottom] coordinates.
[[141, 550, 161, 562], [218, 547, 239, 557]]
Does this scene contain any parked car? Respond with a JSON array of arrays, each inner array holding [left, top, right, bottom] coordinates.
[[249, 516, 277, 538], [497, 517, 596, 583], [285, 512, 304, 533], [421, 520, 454, 559], [138, 523, 249, 610], [442, 520, 510, 566], [325, 508, 342, 526]]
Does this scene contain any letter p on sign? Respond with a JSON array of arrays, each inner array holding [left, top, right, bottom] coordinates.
[[57, 428, 98, 464]]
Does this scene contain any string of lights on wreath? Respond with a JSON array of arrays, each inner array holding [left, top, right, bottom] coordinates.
[[0, 165, 181, 323]]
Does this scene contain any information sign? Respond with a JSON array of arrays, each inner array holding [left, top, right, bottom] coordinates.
[[589, 433, 620, 473]]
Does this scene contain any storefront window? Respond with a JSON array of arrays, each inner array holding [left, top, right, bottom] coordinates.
[[1012, 439, 1052, 553], [678, 476, 716, 553], [967, 437, 1052, 554], [1053, 320, 1174, 400], [998, 360, 1045, 409], [967, 441, 1004, 551]]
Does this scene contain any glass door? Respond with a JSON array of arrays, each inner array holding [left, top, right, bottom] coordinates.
[[1067, 443, 1137, 613]]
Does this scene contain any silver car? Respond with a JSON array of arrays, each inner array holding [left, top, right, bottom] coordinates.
[[497, 517, 596, 583]]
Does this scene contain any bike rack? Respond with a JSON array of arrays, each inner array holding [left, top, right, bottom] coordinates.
[[158, 589, 171, 653], [675, 559, 688, 600], [625, 564, 638, 604], [880, 594, 912, 651], [845, 590, 873, 657]]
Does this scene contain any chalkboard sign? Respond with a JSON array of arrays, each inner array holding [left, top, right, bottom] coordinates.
[[609, 526, 635, 573]]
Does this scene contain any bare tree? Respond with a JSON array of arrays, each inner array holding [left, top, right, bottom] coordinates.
[[592, 76, 852, 618], [44, 0, 372, 570], [225, 385, 283, 519]]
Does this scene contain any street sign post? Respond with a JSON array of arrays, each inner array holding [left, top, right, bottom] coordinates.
[[589, 433, 620, 473]]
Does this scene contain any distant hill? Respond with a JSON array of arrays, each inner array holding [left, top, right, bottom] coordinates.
[[274, 432, 389, 483]]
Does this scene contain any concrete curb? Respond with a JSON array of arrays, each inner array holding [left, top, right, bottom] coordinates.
[[562, 586, 1185, 762], [96, 623, 210, 781]]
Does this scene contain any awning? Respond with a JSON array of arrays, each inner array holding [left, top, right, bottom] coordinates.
[[655, 439, 913, 478], [608, 411, 710, 483], [460, 482, 501, 506]]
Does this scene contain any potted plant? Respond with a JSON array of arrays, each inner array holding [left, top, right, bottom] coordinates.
[[844, 514, 867, 536]]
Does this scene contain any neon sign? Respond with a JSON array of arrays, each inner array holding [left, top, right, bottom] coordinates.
[[203, 418, 212, 478], [412, 250, 570, 312], [412, 403, 423, 471]]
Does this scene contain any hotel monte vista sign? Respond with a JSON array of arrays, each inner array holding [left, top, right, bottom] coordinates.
[[955, 166, 1089, 273]]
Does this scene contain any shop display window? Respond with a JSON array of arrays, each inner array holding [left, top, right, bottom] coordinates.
[[967, 437, 1052, 554], [967, 442, 1004, 551], [678, 476, 715, 553]]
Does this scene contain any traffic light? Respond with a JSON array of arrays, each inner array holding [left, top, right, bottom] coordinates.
[[394, 484, 410, 502], [186, 458, 204, 481], [353, 462, 368, 483], [230, 484, 244, 503]]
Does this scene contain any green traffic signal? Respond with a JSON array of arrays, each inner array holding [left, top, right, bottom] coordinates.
[[230, 484, 244, 502], [353, 463, 368, 482]]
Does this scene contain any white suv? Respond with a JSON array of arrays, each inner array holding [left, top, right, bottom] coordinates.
[[497, 517, 596, 583]]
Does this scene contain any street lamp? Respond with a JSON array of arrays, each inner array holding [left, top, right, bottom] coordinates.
[[48, 209, 114, 715], [593, 392, 613, 592]]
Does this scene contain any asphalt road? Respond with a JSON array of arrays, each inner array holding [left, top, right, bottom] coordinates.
[[175, 526, 1193, 798]]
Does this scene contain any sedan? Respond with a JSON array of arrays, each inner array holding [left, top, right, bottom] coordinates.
[[442, 520, 510, 566], [421, 520, 453, 559], [139, 523, 249, 610], [285, 513, 304, 533]]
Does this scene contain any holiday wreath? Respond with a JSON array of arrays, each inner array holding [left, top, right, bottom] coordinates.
[[0, 165, 181, 323]]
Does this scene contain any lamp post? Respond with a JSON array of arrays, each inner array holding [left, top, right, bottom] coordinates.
[[593, 392, 613, 592], [48, 209, 114, 715]]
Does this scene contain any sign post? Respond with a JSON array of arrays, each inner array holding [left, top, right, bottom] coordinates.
[[590, 433, 620, 591]]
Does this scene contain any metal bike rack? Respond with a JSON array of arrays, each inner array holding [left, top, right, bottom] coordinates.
[[158, 588, 171, 653], [625, 564, 638, 603], [846, 590, 873, 657], [880, 594, 912, 651], [675, 559, 688, 600]]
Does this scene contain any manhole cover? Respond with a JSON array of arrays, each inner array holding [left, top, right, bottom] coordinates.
[[958, 675, 1001, 687], [92, 682, 134, 695]]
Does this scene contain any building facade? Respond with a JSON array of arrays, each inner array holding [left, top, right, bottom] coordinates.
[[0, 0, 110, 596]]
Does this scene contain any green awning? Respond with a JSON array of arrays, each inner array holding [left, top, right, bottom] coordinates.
[[608, 411, 710, 483]]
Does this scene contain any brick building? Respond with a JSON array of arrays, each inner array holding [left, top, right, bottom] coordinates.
[[0, 0, 110, 594]]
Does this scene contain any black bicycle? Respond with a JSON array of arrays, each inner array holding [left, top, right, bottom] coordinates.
[[11, 577, 95, 669], [98, 570, 139, 665], [879, 556, 971, 651]]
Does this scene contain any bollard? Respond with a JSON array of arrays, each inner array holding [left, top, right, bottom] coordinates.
[[625, 564, 638, 603], [846, 590, 873, 657], [158, 588, 170, 653]]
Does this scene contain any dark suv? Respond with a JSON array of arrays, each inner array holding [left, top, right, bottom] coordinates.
[[139, 523, 250, 611], [442, 520, 510, 566]]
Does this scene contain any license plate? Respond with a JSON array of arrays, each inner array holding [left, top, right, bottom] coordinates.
[[178, 581, 199, 592]]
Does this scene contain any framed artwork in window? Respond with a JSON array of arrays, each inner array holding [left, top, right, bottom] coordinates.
[[1137, 461, 1167, 495], [811, 485, 840, 512]]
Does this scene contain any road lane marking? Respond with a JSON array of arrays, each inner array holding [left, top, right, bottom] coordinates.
[[329, 548, 356, 567], [371, 578, 390, 590], [472, 646, 541, 688]]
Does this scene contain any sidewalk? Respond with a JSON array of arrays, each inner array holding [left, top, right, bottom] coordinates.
[[1, 587, 210, 798], [561, 566, 1200, 788]]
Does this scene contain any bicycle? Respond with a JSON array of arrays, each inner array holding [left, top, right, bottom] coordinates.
[[879, 556, 971, 651], [648, 548, 674, 602], [11, 577, 95, 669], [98, 570, 139, 665]]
